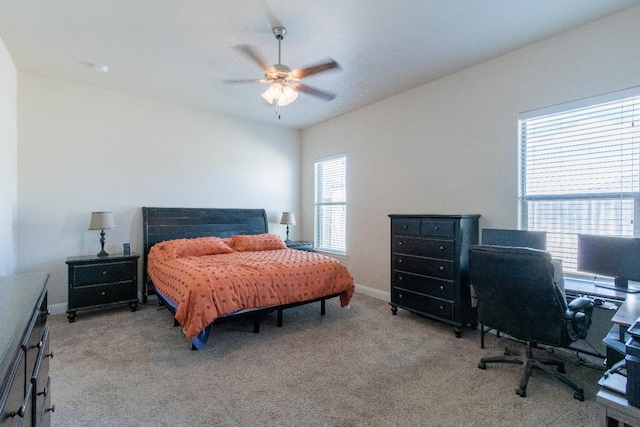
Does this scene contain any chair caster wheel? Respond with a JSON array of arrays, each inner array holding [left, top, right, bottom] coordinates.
[[478, 362, 486, 370], [574, 392, 584, 401], [516, 388, 527, 398]]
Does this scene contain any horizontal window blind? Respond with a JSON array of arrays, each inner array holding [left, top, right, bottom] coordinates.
[[519, 92, 640, 273], [315, 155, 347, 254]]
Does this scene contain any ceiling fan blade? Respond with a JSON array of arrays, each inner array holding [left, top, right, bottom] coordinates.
[[294, 83, 337, 101], [234, 44, 274, 73], [223, 78, 268, 84], [292, 60, 340, 79]]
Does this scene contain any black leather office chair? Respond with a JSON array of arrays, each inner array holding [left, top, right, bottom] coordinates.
[[469, 245, 594, 400]]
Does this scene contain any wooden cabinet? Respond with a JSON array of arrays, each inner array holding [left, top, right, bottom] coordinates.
[[389, 214, 480, 336], [66, 253, 139, 322], [0, 272, 53, 427]]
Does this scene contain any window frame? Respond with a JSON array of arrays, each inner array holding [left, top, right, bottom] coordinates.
[[314, 154, 347, 255], [518, 87, 640, 275]]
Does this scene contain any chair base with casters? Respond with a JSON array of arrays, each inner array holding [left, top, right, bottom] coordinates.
[[478, 340, 585, 401]]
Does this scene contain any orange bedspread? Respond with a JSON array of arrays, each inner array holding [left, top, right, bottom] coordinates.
[[147, 243, 354, 342]]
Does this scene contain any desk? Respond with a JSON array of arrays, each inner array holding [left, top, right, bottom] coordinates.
[[564, 277, 630, 302], [597, 389, 640, 427]]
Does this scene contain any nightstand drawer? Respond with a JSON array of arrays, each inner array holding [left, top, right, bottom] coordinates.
[[73, 281, 137, 307], [72, 260, 136, 286], [392, 219, 421, 236]]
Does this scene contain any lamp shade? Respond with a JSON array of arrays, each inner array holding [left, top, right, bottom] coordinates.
[[280, 212, 296, 225], [89, 211, 116, 230]]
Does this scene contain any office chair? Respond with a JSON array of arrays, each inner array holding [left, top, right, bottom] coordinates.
[[469, 245, 594, 400]]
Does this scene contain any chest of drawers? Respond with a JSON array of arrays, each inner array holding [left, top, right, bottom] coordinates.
[[66, 253, 139, 322], [0, 272, 53, 427], [389, 214, 480, 336]]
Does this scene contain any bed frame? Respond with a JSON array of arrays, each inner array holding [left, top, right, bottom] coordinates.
[[141, 207, 339, 340]]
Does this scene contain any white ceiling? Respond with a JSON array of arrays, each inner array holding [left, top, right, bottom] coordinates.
[[1, 0, 639, 129]]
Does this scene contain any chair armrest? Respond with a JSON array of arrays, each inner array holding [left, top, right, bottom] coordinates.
[[567, 297, 594, 312], [564, 297, 594, 341]]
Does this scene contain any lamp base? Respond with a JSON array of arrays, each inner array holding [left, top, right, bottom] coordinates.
[[97, 249, 109, 257]]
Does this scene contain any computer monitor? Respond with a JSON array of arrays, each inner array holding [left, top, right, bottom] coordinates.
[[577, 234, 640, 293], [481, 229, 547, 250]]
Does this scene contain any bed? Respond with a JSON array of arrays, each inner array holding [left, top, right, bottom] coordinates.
[[142, 207, 354, 349]]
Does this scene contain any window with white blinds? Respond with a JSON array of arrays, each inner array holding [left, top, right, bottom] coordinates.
[[314, 155, 347, 255], [519, 89, 640, 274]]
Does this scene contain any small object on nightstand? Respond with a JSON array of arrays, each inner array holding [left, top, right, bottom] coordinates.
[[66, 252, 139, 322], [286, 241, 313, 252], [88, 211, 116, 257], [280, 212, 296, 244], [123, 243, 130, 255]]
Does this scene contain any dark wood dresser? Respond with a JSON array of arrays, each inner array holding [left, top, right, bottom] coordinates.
[[0, 272, 53, 426], [66, 253, 139, 322], [389, 214, 480, 336]]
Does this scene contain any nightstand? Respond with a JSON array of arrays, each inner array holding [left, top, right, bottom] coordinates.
[[66, 253, 139, 322], [286, 241, 314, 252]]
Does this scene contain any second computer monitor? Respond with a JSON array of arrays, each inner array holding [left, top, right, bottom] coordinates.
[[481, 228, 547, 250]]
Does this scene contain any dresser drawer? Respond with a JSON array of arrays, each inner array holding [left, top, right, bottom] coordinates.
[[393, 254, 454, 280], [421, 220, 455, 238], [393, 271, 454, 300], [392, 236, 454, 259], [0, 352, 25, 427], [392, 219, 421, 236], [392, 289, 454, 320], [72, 260, 136, 287], [32, 327, 52, 427]]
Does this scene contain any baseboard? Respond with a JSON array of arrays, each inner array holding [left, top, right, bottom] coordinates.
[[354, 283, 389, 302], [49, 302, 67, 315]]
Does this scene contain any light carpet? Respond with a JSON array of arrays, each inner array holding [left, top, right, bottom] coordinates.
[[48, 293, 605, 426]]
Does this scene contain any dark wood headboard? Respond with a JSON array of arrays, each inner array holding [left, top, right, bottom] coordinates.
[[141, 207, 268, 301]]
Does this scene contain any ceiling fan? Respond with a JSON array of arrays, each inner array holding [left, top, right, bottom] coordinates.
[[225, 26, 340, 119]]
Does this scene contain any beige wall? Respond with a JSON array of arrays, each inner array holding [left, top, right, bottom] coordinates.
[[17, 73, 301, 307], [301, 7, 640, 297], [0, 36, 17, 275]]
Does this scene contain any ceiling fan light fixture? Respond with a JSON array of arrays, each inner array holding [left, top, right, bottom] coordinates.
[[277, 85, 298, 106]]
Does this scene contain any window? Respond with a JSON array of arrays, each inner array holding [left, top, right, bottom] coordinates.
[[314, 155, 347, 255], [519, 89, 640, 274]]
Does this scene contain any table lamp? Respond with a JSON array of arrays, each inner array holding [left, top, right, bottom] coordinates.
[[280, 212, 296, 244], [89, 211, 116, 257]]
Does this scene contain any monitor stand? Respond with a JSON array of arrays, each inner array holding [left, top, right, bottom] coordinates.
[[595, 277, 640, 293]]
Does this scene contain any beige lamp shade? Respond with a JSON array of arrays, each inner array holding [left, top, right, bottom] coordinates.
[[280, 212, 296, 225], [89, 211, 116, 230]]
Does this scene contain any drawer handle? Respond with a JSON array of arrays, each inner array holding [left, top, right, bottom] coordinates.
[[439, 266, 445, 271], [439, 246, 445, 250], [434, 226, 440, 230], [398, 241, 403, 246], [10, 405, 26, 418], [101, 291, 107, 296], [439, 305, 444, 310], [102, 270, 108, 275], [398, 293, 403, 299], [440, 285, 444, 290], [398, 259, 403, 263], [403, 225, 408, 229], [398, 275, 403, 281]]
